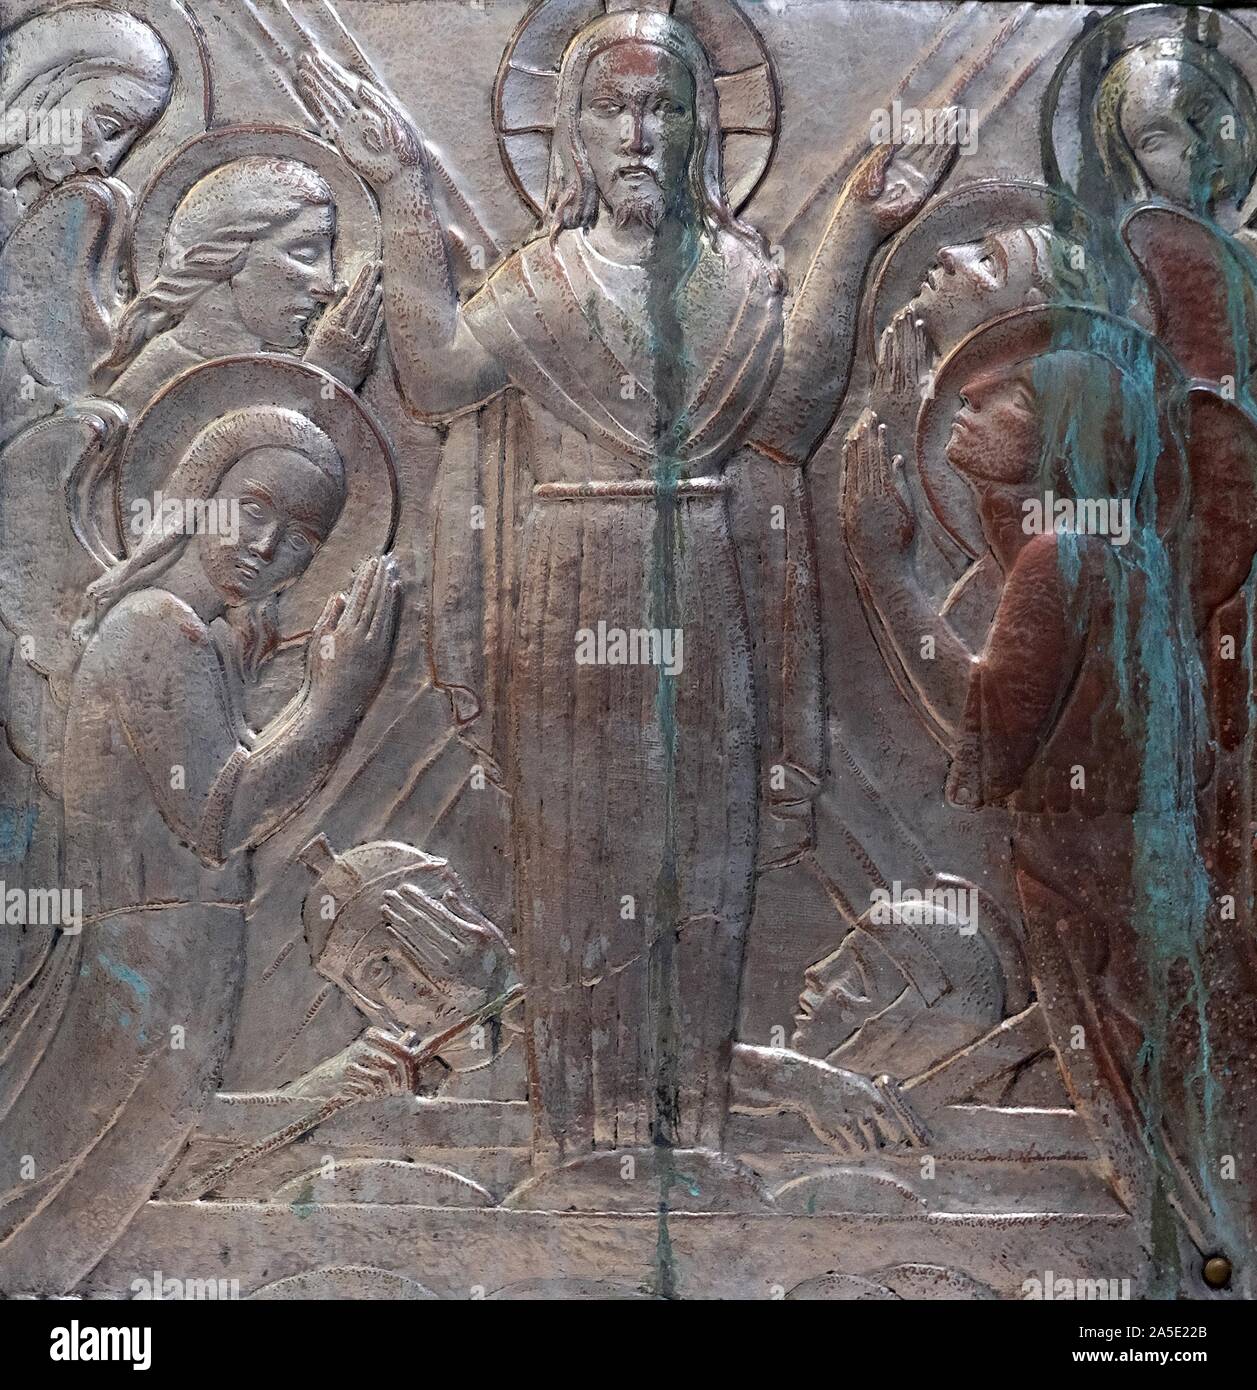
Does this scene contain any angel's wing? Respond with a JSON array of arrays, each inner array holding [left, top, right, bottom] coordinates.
[[0, 177, 131, 448], [0, 401, 125, 796], [0, 402, 123, 1135]]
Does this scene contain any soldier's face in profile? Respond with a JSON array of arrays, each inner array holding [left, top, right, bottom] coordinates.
[[913, 229, 1048, 357], [791, 930, 906, 1057], [946, 366, 1040, 484], [199, 447, 342, 606], [578, 41, 696, 227], [230, 202, 336, 348]]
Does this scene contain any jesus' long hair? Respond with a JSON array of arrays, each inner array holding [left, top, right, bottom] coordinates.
[[543, 10, 782, 293]]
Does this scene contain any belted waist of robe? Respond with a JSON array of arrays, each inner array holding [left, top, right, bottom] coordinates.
[[532, 477, 729, 502], [430, 388, 824, 833]]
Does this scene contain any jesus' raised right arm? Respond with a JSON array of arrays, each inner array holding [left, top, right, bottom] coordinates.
[[299, 52, 504, 417]]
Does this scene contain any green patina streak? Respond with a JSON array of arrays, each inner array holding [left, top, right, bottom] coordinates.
[[1033, 289, 1215, 1293], [291, 1176, 317, 1221], [645, 221, 697, 1299], [1051, 195, 1247, 1285]]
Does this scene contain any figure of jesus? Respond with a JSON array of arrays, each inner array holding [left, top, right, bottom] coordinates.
[[300, 7, 951, 1173]]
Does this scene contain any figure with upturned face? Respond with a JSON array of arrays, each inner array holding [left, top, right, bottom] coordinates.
[[851, 190, 1112, 736], [880, 220, 1105, 405], [844, 303, 1257, 1289]]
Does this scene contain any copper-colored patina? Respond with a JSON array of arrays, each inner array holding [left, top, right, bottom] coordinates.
[[1, 0, 1255, 1300]]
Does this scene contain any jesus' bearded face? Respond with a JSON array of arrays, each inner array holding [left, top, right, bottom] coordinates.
[[578, 41, 696, 230]]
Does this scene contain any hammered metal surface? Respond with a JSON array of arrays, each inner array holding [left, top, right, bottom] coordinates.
[[0, 0, 1254, 1301]]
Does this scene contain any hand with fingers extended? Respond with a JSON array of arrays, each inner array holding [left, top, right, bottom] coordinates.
[[842, 407, 915, 569], [283, 1026, 445, 1102], [380, 880, 516, 1018], [304, 260, 384, 390], [803, 1065, 931, 1155], [851, 138, 957, 238], [875, 304, 933, 405], [297, 50, 423, 190], [307, 553, 401, 713]]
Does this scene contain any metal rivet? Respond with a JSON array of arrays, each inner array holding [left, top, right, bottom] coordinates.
[[1203, 1256, 1232, 1289]]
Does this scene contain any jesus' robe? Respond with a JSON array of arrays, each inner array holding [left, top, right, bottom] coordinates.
[[428, 224, 823, 1160]]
